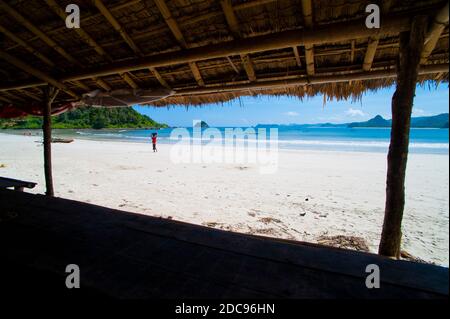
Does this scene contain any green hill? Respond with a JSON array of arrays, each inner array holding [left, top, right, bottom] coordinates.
[[0, 107, 168, 129]]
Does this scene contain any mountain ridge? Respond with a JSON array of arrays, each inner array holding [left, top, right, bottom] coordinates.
[[256, 113, 449, 129]]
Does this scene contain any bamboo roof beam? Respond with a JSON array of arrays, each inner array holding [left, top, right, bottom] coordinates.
[[421, 1, 449, 64], [0, 94, 12, 104], [0, 49, 77, 98], [4, 0, 142, 52], [71, 80, 90, 91], [45, 0, 108, 59], [3, 91, 25, 103], [93, 78, 112, 91], [220, 0, 257, 82], [93, 0, 141, 56], [362, 2, 394, 71], [293, 46, 302, 67], [0, 0, 96, 91], [226, 57, 240, 74], [139, 1, 172, 89], [301, 0, 315, 76], [0, 24, 55, 67], [174, 64, 448, 96], [0, 14, 426, 88], [153, 0, 205, 87], [17, 89, 41, 102], [0, 22, 91, 93], [87, 0, 140, 90], [0, 0, 80, 67], [0, 15, 93, 94], [149, 67, 171, 89]]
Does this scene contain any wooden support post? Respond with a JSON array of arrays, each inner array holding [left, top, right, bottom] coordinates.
[[378, 16, 428, 258], [43, 86, 59, 197]]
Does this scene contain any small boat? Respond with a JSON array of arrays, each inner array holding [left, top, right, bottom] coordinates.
[[51, 138, 74, 144]]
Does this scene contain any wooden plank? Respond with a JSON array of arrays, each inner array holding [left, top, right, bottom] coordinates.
[[0, 188, 448, 298], [0, 177, 36, 189]]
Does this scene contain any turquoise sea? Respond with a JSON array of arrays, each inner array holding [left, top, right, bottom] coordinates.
[[47, 126, 450, 155]]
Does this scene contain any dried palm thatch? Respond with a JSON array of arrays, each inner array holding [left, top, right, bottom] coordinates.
[[0, 0, 448, 110]]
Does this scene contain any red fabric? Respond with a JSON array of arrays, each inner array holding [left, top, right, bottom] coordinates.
[[0, 104, 28, 118], [152, 136, 157, 144], [0, 102, 76, 119]]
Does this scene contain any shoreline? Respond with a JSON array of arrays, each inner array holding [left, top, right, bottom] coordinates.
[[1, 133, 448, 266]]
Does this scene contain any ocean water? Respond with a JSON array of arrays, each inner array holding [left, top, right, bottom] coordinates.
[[45, 126, 449, 155]]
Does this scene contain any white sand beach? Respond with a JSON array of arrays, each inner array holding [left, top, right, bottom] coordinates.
[[0, 133, 448, 266]]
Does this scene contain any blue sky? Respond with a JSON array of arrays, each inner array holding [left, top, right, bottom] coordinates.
[[134, 83, 449, 127]]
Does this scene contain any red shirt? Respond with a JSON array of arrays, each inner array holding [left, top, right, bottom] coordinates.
[[152, 136, 157, 144]]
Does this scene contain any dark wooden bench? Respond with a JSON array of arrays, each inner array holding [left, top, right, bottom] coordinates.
[[0, 177, 36, 192]]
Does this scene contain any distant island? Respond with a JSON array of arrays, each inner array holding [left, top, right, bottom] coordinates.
[[257, 113, 449, 129], [194, 120, 209, 128], [0, 107, 168, 129]]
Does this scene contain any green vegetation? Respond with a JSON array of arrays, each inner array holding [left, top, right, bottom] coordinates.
[[0, 107, 168, 129]]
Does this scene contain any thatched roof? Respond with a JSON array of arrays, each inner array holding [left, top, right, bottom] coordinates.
[[0, 0, 448, 109]]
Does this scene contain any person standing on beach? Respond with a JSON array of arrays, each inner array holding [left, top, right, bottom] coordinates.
[[151, 133, 158, 152]]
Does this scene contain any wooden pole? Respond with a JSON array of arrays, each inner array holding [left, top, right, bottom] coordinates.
[[43, 86, 59, 197], [378, 16, 428, 258]]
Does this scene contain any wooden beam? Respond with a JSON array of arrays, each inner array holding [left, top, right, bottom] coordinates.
[[0, 0, 80, 67], [174, 64, 447, 95], [149, 67, 171, 89], [153, 0, 187, 47], [17, 89, 41, 102], [188, 62, 205, 87], [226, 57, 240, 74], [293, 46, 302, 67], [0, 94, 12, 103], [89, 0, 140, 89], [71, 80, 90, 91], [0, 14, 421, 87], [301, 0, 315, 76], [153, 0, 205, 86], [220, 0, 257, 82], [93, 78, 111, 91], [4, 0, 142, 52], [0, 24, 55, 67], [93, 0, 142, 56], [362, 2, 394, 71], [421, 2, 449, 64], [43, 86, 59, 197], [379, 16, 428, 258], [363, 38, 379, 71], [0, 49, 77, 98], [45, 0, 107, 59], [350, 40, 355, 63], [120, 73, 139, 89]]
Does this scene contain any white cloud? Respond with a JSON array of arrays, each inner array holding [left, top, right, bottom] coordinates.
[[284, 111, 299, 117], [346, 108, 365, 117], [412, 108, 426, 116]]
